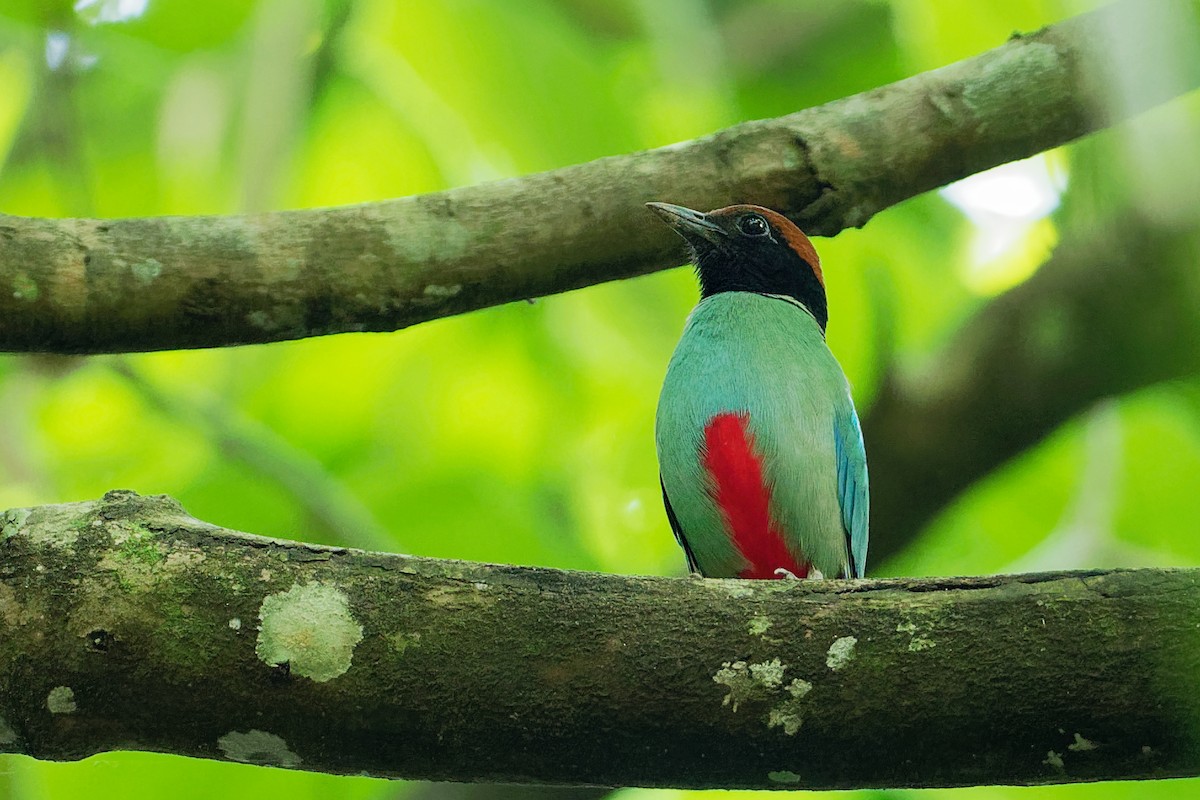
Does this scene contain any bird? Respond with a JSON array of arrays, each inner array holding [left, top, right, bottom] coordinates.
[[647, 201, 868, 580]]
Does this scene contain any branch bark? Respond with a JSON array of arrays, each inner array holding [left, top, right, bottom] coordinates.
[[3, 491, 1200, 789], [2, 0, 1197, 353]]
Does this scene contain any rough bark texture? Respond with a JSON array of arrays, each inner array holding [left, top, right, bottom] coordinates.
[[3, 491, 1200, 790], [865, 212, 1200, 565], [2, 0, 1197, 354]]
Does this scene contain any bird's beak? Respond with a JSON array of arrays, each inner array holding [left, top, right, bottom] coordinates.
[[646, 202, 726, 245]]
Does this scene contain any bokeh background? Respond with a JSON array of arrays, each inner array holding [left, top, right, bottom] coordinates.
[[2, 0, 1200, 798]]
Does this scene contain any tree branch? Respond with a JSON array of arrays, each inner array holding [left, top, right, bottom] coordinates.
[[2, 0, 1196, 353], [3, 490, 1199, 789], [865, 212, 1200, 565]]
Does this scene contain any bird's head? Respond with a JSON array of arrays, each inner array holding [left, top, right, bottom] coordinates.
[[646, 202, 827, 332]]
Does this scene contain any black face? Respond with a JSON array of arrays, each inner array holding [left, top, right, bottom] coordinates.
[[646, 203, 828, 332]]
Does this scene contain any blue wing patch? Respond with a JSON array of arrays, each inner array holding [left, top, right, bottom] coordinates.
[[834, 400, 869, 578]]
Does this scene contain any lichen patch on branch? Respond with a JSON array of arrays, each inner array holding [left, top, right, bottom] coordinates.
[[0, 508, 28, 542], [767, 678, 813, 736], [768, 770, 802, 784], [46, 686, 76, 714], [1068, 733, 1098, 752], [897, 619, 936, 652], [388, 631, 422, 654], [256, 582, 363, 682], [131, 258, 163, 285], [713, 658, 785, 711], [826, 636, 858, 670], [713, 657, 814, 735], [10, 272, 38, 302], [218, 729, 301, 768], [423, 284, 462, 299], [384, 215, 471, 265]]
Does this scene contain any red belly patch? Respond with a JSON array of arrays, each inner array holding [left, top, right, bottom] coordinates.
[[701, 412, 809, 579]]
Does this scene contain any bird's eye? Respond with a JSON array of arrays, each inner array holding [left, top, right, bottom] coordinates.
[[738, 214, 769, 237]]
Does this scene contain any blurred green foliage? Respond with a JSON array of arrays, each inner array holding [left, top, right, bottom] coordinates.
[[2, 0, 1200, 798]]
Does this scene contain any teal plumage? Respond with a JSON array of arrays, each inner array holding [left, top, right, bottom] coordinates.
[[648, 202, 868, 580]]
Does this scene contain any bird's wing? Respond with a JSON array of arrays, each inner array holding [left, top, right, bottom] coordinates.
[[834, 400, 869, 578], [661, 476, 701, 575]]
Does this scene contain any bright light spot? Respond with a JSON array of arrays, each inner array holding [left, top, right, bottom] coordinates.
[[44, 32, 70, 71], [74, 0, 150, 25], [941, 153, 1068, 294], [621, 494, 647, 529], [942, 153, 1065, 222]]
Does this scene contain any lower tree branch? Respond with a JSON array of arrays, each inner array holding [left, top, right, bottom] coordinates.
[[1, 0, 1197, 353], [3, 491, 1199, 789]]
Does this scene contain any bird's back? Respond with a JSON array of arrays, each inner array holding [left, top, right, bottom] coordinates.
[[656, 292, 859, 578]]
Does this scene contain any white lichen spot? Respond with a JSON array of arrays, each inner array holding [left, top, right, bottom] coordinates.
[[767, 707, 803, 735], [131, 258, 163, 284], [386, 216, 470, 264], [0, 715, 16, 745], [47, 686, 76, 714], [768, 770, 802, 784], [256, 583, 363, 682], [11, 273, 39, 302], [217, 729, 301, 768], [748, 658, 785, 689], [714, 661, 751, 710], [713, 658, 785, 711], [424, 584, 497, 608], [1, 508, 31, 542], [228, 617, 242, 631], [1043, 750, 1064, 769], [897, 620, 934, 651], [8, 505, 80, 550], [767, 678, 813, 736], [260, 568, 273, 582], [388, 631, 422, 654], [826, 636, 858, 670], [423, 284, 463, 299], [748, 615, 772, 636], [1069, 733, 1097, 752]]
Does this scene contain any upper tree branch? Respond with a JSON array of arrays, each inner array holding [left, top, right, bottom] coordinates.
[[3, 491, 1200, 789], [2, 0, 1196, 353]]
